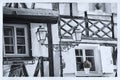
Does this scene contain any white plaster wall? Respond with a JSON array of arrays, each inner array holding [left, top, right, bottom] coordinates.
[[51, 24, 59, 44], [52, 24, 60, 76], [77, 3, 89, 16], [26, 3, 52, 9], [62, 48, 76, 74], [30, 23, 47, 57], [53, 51, 60, 76], [111, 3, 117, 13], [59, 3, 70, 15], [72, 3, 79, 16]]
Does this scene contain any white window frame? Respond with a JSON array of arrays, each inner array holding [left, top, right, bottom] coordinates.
[[75, 49, 95, 71], [74, 44, 102, 76], [3, 24, 29, 57]]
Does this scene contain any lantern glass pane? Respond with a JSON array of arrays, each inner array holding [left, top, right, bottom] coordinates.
[[72, 29, 81, 41], [36, 32, 40, 41], [40, 31, 46, 40]]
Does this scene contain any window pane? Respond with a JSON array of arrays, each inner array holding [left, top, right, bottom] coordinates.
[[16, 28, 25, 36], [79, 50, 83, 56], [76, 57, 84, 71], [75, 49, 79, 56], [86, 57, 96, 71], [4, 27, 14, 36], [85, 49, 94, 56], [17, 46, 26, 54], [75, 49, 82, 56], [17, 37, 25, 44], [76, 57, 83, 62], [5, 46, 14, 54], [4, 37, 13, 44]]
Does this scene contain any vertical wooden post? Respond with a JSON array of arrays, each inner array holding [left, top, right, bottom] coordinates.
[[84, 11, 89, 37], [111, 13, 114, 39], [41, 57, 44, 77], [112, 47, 117, 65], [59, 40, 63, 77], [47, 23, 54, 76], [58, 16, 63, 77], [70, 3, 73, 16], [112, 46, 117, 77]]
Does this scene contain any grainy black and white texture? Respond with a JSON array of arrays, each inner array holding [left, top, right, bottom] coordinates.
[[3, 3, 117, 77]]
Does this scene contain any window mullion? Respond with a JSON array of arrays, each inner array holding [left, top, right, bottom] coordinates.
[[83, 49, 86, 61], [25, 27, 28, 55], [14, 27, 17, 55], [3, 35, 6, 56]]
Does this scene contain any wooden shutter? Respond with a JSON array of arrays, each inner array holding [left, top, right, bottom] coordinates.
[[100, 46, 114, 73]]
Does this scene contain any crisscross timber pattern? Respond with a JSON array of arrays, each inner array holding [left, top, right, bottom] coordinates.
[[59, 12, 116, 40], [9, 63, 28, 77]]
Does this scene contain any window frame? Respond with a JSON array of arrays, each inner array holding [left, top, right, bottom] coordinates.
[[75, 49, 96, 72], [3, 24, 29, 57], [74, 44, 102, 76]]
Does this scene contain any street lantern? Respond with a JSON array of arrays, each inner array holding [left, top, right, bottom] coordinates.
[[72, 29, 82, 42], [36, 26, 47, 44]]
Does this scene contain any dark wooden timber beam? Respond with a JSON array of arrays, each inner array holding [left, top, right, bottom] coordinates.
[[47, 23, 54, 76], [3, 14, 58, 24], [111, 13, 115, 39], [3, 7, 59, 23], [84, 11, 89, 37], [70, 3, 73, 16]]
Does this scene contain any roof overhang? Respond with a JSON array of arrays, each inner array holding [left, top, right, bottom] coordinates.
[[3, 7, 59, 23]]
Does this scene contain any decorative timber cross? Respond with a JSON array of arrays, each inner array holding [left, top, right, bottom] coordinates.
[[9, 62, 28, 77], [59, 11, 115, 40]]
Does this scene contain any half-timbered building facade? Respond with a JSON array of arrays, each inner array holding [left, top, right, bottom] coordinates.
[[3, 3, 117, 77]]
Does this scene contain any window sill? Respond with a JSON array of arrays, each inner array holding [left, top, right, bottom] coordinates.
[[76, 72, 103, 77], [3, 57, 35, 65]]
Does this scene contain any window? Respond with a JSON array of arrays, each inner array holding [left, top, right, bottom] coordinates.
[[75, 49, 95, 71], [3, 24, 29, 57]]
